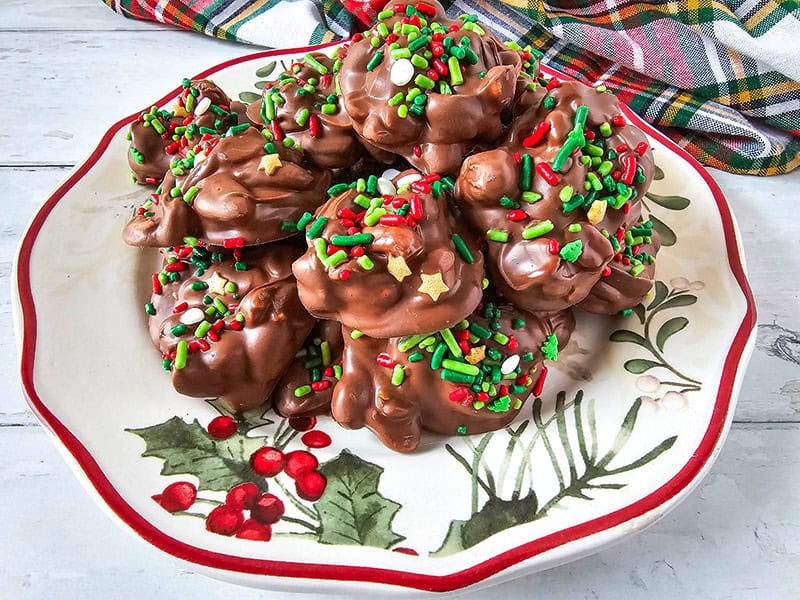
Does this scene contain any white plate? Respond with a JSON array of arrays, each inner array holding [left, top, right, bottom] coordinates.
[[12, 43, 756, 595]]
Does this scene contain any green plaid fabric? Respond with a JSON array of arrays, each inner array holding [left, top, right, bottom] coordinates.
[[103, 0, 800, 175]]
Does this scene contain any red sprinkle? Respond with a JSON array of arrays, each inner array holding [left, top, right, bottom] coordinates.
[[545, 77, 561, 90], [623, 203, 631, 214], [536, 162, 560, 185], [432, 57, 448, 74], [338, 269, 351, 281], [312, 380, 330, 391], [337, 207, 357, 220], [426, 68, 439, 81], [164, 262, 187, 272], [432, 44, 445, 57], [522, 121, 551, 147], [507, 336, 519, 351], [432, 31, 444, 42], [635, 142, 649, 156], [513, 151, 522, 164], [351, 246, 365, 257], [152, 274, 163, 295], [507, 209, 526, 221], [622, 153, 637, 185], [197, 339, 210, 351], [308, 114, 319, 137], [415, 1, 436, 15], [223, 237, 245, 249], [405, 216, 417, 227], [385, 33, 398, 45], [449, 386, 469, 402], [458, 340, 471, 354], [532, 366, 549, 396], [270, 119, 284, 142], [323, 367, 334, 377], [585, 130, 596, 141], [412, 145, 422, 158], [548, 239, 561, 255], [612, 115, 626, 127], [477, 392, 490, 402], [172, 301, 188, 314], [207, 330, 220, 343], [379, 215, 405, 227], [418, 173, 441, 184], [409, 195, 423, 220], [320, 74, 331, 88], [616, 143, 628, 153], [376, 353, 396, 368], [602, 266, 612, 277]]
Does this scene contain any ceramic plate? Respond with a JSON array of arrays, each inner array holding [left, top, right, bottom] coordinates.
[[13, 42, 756, 595]]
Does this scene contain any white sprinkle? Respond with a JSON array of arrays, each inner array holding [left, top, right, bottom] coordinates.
[[500, 354, 520, 375], [193, 151, 207, 166], [390, 58, 415, 87], [180, 307, 205, 325], [396, 172, 422, 188], [376, 177, 396, 196], [195, 96, 212, 115], [381, 168, 401, 180]]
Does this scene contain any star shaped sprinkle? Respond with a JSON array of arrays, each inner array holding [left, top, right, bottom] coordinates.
[[417, 272, 449, 302], [258, 153, 282, 175], [172, 105, 189, 118], [465, 345, 486, 365], [387, 254, 412, 282], [586, 199, 607, 225], [206, 272, 228, 295]]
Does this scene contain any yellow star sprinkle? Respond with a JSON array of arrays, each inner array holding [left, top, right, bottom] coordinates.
[[465, 345, 486, 365], [258, 153, 283, 175], [387, 254, 412, 282], [172, 105, 189, 118], [206, 272, 228, 295], [417, 272, 449, 302], [586, 199, 607, 225]]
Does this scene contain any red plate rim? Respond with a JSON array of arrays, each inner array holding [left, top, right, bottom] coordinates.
[[15, 41, 757, 592]]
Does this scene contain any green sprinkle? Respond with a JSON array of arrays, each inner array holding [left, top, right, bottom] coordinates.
[[630, 264, 645, 277], [144, 302, 156, 316], [391, 364, 405, 386], [414, 74, 435, 90], [324, 250, 348, 268], [411, 54, 429, 69], [408, 34, 430, 51], [541, 333, 559, 361], [522, 220, 554, 239], [597, 160, 614, 176], [366, 51, 384, 72], [408, 351, 425, 362], [520, 153, 532, 190], [306, 216, 328, 239], [174, 340, 188, 370], [357, 255, 374, 270], [442, 359, 480, 376], [486, 229, 509, 243], [469, 323, 492, 339], [599, 121, 613, 137], [450, 233, 474, 264], [559, 240, 583, 263], [559, 186, 574, 204], [441, 369, 475, 384], [521, 191, 542, 203], [295, 107, 310, 127], [457, 425, 467, 435], [378, 9, 394, 20], [170, 323, 186, 336], [313, 237, 329, 264], [296, 212, 314, 230], [493, 332, 510, 345], [330, 233, 373, 246], [431, 342, 448, 369], [389, 92, 404, 106], [397, 104, 409, 119], [568, 223, 582, 233], [350, 329, 364, 340], [398, 334, 428, 353], [195, 321, 212, 338], [327, 183, 349, 196], [449, 56, 464, 86], [294, 385, 312, 397], [440, 328, 462, 357]]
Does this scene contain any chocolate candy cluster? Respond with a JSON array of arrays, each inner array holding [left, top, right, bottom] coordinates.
[[123, 0, 659, 452]]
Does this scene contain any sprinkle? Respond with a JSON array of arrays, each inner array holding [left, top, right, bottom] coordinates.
[[258, 153, 282, 175], [431, 342, 448, 369], [441, 369, 475, 384], [174, 341, 188, 370], [559, 240, 583, 262], [391, 364, 405, 386], [366, 51, 384, 72], [398, 334, 428, 352], [519, 153, 533, 190], [631, 264, 645, 277], [486, 229, 509, 243], [464, 345, 486, 365], [501, 354, 520, 375], [439, 327, 462, 358], [522, 220, 554, 240], [357, 255, 375, 270], [414, 74, 435, 90], [330, 233, 373, 246], [543, 96, 556, 109], [206, 272, 228, 295], [418, 272, 449, 301], [536, 162, 560, 185], [599, 122, 613, 137], [450, 233, 474, 264], [448, 56, 463, 86], [408, 351, 425, 362], [144, 302, 156, 316], [350, 329, 364, 339], [390, 58, 415, 86], [180, 307, 205, 325], [306, 216, 328, 239], [533, 366, 549, 396], [541, 333, 559, 360], [294, 385, 312, 397], [522, 121, 551, 147], [635, 141, 649, 156], [568, 223, 582, 233], [521, 191, 542, 203], [442, 359, 480, 376], [387, 254, 412, 282]]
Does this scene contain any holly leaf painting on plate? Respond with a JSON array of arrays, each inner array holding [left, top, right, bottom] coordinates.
[[316, 450, 405, 549], [127, 417, 263, 492]]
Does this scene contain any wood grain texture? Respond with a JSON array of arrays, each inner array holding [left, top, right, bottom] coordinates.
[[2, 0, 798, 597]]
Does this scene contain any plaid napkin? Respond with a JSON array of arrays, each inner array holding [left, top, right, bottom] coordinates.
[[103, 0, 800, 175]]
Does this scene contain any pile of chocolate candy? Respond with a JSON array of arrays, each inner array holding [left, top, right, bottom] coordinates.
[[123, 0, 659, 452]]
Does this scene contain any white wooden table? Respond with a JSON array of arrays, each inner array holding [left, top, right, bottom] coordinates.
[[2, 2, 798, 597]]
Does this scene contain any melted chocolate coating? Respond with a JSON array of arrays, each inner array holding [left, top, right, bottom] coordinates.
[[292, 170, 485, 338], [339, 0, 521, 175], [271, 320, 343, 418], [147, 241, 315, 412], [127, 79, 249, 184], [455, 79, 656, 313], [333, 298, 575, 452], [123, 127, 332, 247], [246, 53, 366, 170]]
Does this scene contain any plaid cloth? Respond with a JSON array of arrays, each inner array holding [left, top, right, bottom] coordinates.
[[103, 0, 800, 175]]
